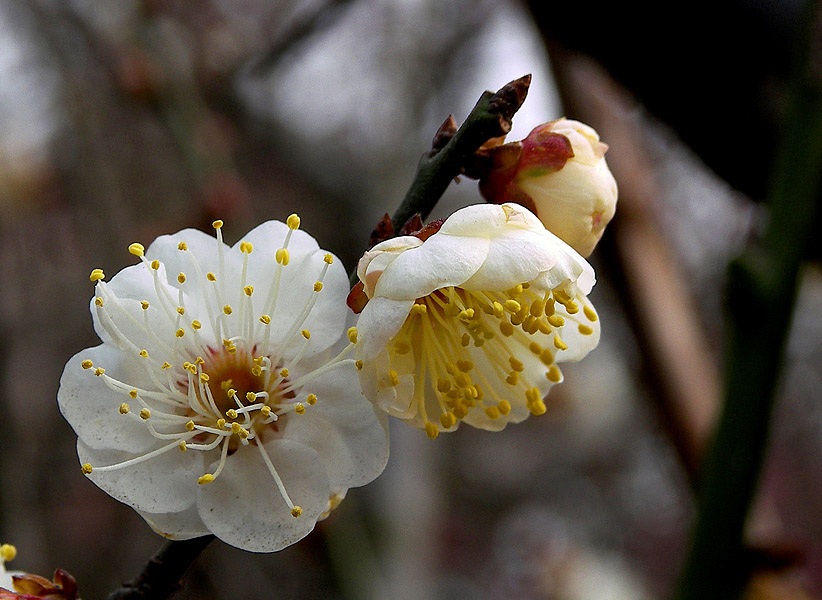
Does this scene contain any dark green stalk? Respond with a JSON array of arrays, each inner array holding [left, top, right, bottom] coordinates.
[[672, 1, 822, 598]]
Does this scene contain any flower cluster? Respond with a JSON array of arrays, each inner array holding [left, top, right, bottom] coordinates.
[[58, 217, 388, 552], [353, 203, 600, 438]]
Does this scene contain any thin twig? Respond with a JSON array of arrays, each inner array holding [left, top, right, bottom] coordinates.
[[106, 536, 215, 600]]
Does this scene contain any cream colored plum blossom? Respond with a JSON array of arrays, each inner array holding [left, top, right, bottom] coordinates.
[[58, 217, 388, 553], [354, 203, 600, 438], [480, 118, 618, 257]]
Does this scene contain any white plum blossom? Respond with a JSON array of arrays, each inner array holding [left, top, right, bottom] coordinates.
[[58, 216, 389, 553], [354, 203, 600, 438]]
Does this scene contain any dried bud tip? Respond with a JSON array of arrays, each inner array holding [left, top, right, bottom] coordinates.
[[398, 213, 424, 236], [431, 115, 457, 152], [489, 74, 531, 120], [368, 213, 395, 248]]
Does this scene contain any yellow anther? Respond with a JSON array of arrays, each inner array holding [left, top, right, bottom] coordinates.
[[301, 329, 311, 340], [457, 308, 475, 321], [94, 367, 105, 376], [461, 333, 471, 347], [509, 357, 524, 372], [445, 363, 458, 376], [239, 241, 253, 254], [0, 544, 16, 562], [81, 463, 93, 475], [484, 405, 501, 419], [290, 505, 303, 518], [498, 400, 511, 415], [554, 290, 571, 303], [238, 427, 249, 439], [506, 372, 519, 386], [223, 305, 233, 315], [81, 360, 94, 370], [523, 315, 538, 333], [192, 320, 202, 330], [440, 411, 457, 429], [89, 268, 105, 282], [457, 359, 473, 372], [139, 408, 151, 420], [313, 281, 323, 292], [186, 420, 195, 431], [295, 403, 306, 415], [231, 422, 241, 434], [150, 260, 160, 270], [355, 360, 363, 370], [261, 405, 272, 417], [198, 474, 215, 485], [492, 301, 504, 319], [583, 305, 598, 322], [176, 307, 185, 315], [499, 321, 514, 337], [207, 272, 216, 281], [141, 301, 150, 310], [525, 387, 542, 404], [529, 399, 547, 416], [347, 327, 358, 344], [279, 368, 289, 378], [553, 335, 568, 351], [177, 272, 186, 284], [425, 422, 440, 439], [538, 320, 552, 335], [226, 409, 238, 419], [260, 314, 271, 324], [129, 390, 138, 399], [546, 366, 562, 383], [453, 403, 468, 419], [411, 303, 428, 315], [540, 348, 554, 366], [212, 220, 224, 229], [244, 285, 254, 296], [178, 241, 188, 251], [510, 283, 524, 295], [286, 214, 301, 230], [548, 315, 565, 328], [530, 300, 545, 317], [176, 328, 185, 338], [94, 297, 104, 307], [275, 248, 290, 265], [544, 299, 556, 316], [323, 253, 334, 264], [128, 243, 145, 257], [119, 403, 130, 415], [217, 418, 226, 429], [246, 392, 256, 402], [564, 301, 579, 314], [504, 299, 521, 313], [161, 362, 171, 369], [455, 373, 470, 388], [178, 440, 187, 452], [306, 393, 317, 405], [226, 388, 237, 398], [389, 370, 400, 386], [251, 365, 263, 376], [437, 378, 451, 393], [578, 324, 594, 336], [529, 342, 543, 355]]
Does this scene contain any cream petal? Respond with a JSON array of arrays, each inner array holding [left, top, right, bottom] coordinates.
[[373, 232, 490, 300], [59, 346, 159, 453], [355, 297, 414, 360], [197, 440, 330, 552], [144, 228, 224, 286], [78, 438, 203, 514], [283, 363, 389, 488]]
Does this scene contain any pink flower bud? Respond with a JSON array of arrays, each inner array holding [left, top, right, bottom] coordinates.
[[480, 118, 618, 257]]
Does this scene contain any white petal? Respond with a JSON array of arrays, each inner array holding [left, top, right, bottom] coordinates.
[[58, 346, 158, 453], [355, 297, 414, 360], [197, 440, 330, 552], [78, 438, 203, 514], [373, 232, 490, 300], [145, 228, 224, 285], [138, 504, 210, 540], [283, 362, 389, 488]]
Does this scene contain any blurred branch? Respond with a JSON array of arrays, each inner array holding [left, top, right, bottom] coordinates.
[[673, 0, 822, 597], [106, 536, 215, 600]]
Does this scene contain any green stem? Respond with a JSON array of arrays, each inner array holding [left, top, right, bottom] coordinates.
[[672, 2, 822, 598]]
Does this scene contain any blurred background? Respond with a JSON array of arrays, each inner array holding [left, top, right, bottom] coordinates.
[[0, 0, 820, 598]]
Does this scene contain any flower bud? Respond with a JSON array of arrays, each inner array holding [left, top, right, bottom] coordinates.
[[480, 118, 617, 257]]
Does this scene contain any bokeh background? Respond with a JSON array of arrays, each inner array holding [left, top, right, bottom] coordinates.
[[0, 1, 820, 598]]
